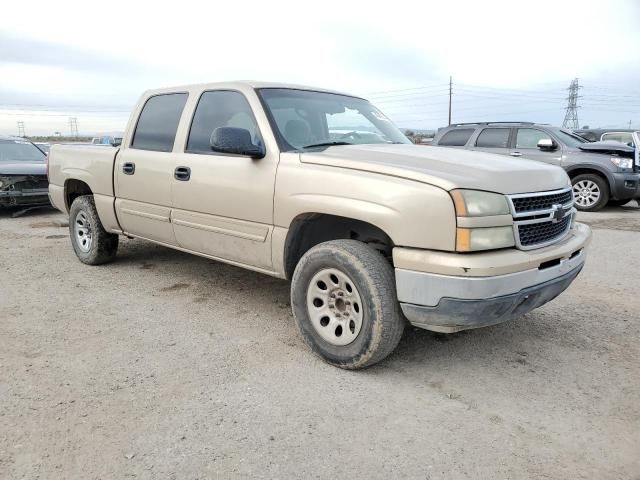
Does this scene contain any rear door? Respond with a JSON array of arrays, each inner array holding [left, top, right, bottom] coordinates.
[[471, 127, 513, 156], [115, 92, 188, 244], [170, 89, 278, 270], [512, 128, 564, 167]]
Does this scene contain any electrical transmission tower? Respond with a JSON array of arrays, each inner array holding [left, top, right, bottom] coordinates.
[[562, 78, 582, 129], [68, 117, 79, 138], [17, 121, 26, 137]]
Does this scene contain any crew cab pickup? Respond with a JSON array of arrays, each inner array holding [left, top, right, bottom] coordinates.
[[48, 82, 592, 369]]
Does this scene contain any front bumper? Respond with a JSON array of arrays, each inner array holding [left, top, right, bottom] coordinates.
[[610, 172, 640, 200], [395, 223, 591, 333], [0, 188, 50, 206]]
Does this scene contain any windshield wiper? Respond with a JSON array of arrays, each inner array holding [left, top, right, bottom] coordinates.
[[302, 141, 353, 149]]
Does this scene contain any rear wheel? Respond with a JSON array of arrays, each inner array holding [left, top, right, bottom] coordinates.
[[291, 240, 405, 369], [69, 195, 118, 265], [572, 174, 609, 212]]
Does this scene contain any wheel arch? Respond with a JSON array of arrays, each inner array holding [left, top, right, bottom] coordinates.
[[283, 212, 394, 280], [64, 179, 93, 212]]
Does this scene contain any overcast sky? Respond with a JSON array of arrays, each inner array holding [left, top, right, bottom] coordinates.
[[1, 0, 639, 136]]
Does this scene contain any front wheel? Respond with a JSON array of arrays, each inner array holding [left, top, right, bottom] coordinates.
[[69, 195, 119, 265], [572, 174, 609, 212], [291, 240, 405, 369]]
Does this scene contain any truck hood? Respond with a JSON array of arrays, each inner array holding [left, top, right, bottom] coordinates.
[[300, 144, 568, 194], [0, 162, 46, 176]]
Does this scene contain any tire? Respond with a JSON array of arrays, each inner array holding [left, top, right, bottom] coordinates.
[[291, 240, 405, 369], [571, 174, 609, 212], [69, 195, 119, 265], [607, 199, 630, 207]]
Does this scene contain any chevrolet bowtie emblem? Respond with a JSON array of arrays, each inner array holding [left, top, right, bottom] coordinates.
[[551, 204, 564, 223]]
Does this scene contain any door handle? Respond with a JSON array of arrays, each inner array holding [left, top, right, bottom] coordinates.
[[510, 152, 522, 157], [122, 162, 135, 175], [174, 166, 191, 181]]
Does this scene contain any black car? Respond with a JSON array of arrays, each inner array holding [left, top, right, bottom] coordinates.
[[0, 136, 50, 208]]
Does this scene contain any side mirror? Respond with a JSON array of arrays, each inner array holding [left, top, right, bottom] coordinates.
[[210, 127, 265, 158], [111, 138, 122, 147], [537, 138, 556, 150]]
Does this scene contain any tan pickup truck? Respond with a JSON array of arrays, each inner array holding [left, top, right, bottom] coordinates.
[[48, 81, 592, 369]]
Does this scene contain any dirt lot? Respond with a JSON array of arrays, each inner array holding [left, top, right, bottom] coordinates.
[[1, 203, 639, 479]]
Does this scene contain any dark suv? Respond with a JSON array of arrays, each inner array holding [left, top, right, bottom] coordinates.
[[432, 122, 639, 211]]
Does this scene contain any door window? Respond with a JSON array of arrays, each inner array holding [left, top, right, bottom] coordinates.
[[186, 91, 262, 154], [475, 128, 510, 148], [438, 129, 474, 146], [131, 93, 188, 152], [516, 129, 550, 149]]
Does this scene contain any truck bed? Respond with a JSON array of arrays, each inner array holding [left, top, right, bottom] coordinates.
[[48, 144, 119, 198]]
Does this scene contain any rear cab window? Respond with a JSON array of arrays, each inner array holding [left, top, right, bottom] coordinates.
[[131, 93, 189, 152], [475, 128, 511, 148], [438, 129, 474, 146], [602, 132, 635, 146]]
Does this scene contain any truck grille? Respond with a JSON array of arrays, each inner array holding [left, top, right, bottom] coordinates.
[[511, 190, 573, 214], [508, 188, 574, 250], [516, 215, 572, 247]]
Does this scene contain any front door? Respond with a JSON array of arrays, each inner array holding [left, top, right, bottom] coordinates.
[[115, 92, 188, 245], [170, 90, 278, 270], [512, 128, 563, 167]]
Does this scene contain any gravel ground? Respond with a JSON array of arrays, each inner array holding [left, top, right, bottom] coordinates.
[[1, 203, 639, 479]]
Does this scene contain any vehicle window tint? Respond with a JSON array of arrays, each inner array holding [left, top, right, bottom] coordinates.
[[475, 128, 510, 148], [602, 132, 634, 146], [187, 90, 262, 154], [438, 129, 474, 146], [516, 129, 549, 148], [131, 93, 188, 152]]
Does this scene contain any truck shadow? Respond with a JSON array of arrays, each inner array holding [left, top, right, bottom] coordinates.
[[114, 237, 561, 374]]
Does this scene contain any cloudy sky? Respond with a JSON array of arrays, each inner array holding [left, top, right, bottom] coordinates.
[[1, 0, 639, 136]]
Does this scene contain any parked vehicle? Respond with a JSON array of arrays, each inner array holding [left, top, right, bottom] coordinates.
[[0, 136, 49, 208], [432, 122, 640, 211], [48, 82, 591, 369], [573, 128, 637, 146], [34, 142, 51, 154], [91, 133, 123, 147]]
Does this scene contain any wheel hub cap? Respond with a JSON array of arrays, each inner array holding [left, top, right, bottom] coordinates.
[[75, 211, 93, 253], [306, 268, 363, 346], [573, 180, 600, 207]]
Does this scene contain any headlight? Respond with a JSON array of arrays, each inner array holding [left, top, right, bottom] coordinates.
[[456, 226, 515, 252], [450, 189, 510, 217], [610, 156, 633, 169]]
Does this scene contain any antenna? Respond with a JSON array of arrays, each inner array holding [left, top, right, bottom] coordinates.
[[17, 121, 26, 137], [562, 78, 581, 130]]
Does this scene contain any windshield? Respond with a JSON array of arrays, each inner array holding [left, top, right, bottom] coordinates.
[[549, 128, 587, 148], [0, 139, 46, 163], [257, 88, 410, 150]]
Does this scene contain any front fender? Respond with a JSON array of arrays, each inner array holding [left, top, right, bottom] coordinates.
[[274, 153, 457, 251]]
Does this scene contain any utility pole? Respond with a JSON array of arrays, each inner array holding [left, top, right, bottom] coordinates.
[[68, 117, 79, 138], [17, 121, 25, 137], [629, 120, 632, 129], [562, 78, 581, 129], [448, 76, 453, 125]]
